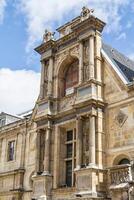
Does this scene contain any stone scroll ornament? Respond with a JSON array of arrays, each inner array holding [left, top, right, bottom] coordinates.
[[115, 110, 128, 127]]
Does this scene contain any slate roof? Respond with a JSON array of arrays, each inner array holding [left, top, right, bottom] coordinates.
[[102, 43, 134, 83]]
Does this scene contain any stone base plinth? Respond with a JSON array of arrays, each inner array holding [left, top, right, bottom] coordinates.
[[74, 166, 105, 199], [32, 173, 52, 200]]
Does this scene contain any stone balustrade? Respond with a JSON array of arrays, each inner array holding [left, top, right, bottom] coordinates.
[[109, 164, 132, 185]]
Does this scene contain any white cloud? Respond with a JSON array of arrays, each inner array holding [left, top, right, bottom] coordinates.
[[0, 0, 6, 24], [116, 32, 126, 40], [128, 53, 134, 61], [0, 68, 40, 114], [17, 0, 130, 53], [126, 21, 133, 29]]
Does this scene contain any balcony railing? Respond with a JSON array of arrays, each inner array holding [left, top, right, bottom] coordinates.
[[109, 164, 132, 185]]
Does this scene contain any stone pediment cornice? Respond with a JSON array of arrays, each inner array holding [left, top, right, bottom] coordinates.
[[72, 15, 105, 33], [35, 15, 105, 55], [35, 32, 77, 55], [35, 39, 56, 55]]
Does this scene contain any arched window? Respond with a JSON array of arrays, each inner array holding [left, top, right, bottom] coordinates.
[[64, 60, 78, 95], [118, 158, 130, 165]]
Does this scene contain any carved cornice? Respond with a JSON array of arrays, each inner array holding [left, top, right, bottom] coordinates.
[[35, 40, 56, 55], [72, 15, 106, 33], [0, 168, 25, 177], [35, 15, 105, 56]]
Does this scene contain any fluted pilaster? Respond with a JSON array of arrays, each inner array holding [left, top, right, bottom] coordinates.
[[47, 57, 53, 96], [89, 115, 96, 165], [43, 122, 51, 174], [76, 117, 83, 169], [89, 35, 95, 79], [79, 41, 83, 84]]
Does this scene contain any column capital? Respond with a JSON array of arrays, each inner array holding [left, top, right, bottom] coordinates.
[[90, 107, 97, 117], [89, 33, 95, 37], [78, 31, 95, 41], [36, 129, 41, 134], [76, 115, 83, 120]]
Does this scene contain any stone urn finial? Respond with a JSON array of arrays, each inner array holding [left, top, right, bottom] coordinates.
[[81, 6, 94, 21], [43, 29, 55, 43]]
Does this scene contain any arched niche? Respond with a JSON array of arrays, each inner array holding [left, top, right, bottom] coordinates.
[[57, 55, 79, 97], [113, 154, 130, 166], [118, 158, 130, 165]]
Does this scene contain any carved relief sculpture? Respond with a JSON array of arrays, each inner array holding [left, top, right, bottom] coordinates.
[[83, 40, 89, 81], [115, 110, 128, 127]]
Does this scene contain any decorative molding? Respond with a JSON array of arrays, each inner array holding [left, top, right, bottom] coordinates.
[[115, 110, 128, 127]]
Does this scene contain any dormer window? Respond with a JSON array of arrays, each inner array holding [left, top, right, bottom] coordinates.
[[64, 60, 79, 96], [0, 118, 5, 127]]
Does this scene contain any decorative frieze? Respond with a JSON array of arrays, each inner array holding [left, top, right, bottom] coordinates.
[[37, 102, 48, 114], [59, 94, 76, 112]]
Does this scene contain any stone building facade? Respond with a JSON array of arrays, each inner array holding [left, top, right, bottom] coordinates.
[[0, 7, 134, 200]]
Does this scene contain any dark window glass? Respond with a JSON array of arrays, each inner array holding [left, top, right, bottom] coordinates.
[[118, 159, 130, 165], [67, 144, 72, 158], [67, 130, 73, 141], [66, 161, 72, 187], [8, 141, 15, 161]]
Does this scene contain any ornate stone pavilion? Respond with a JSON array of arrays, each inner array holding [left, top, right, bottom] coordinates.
[[1, 6, 134, 200]]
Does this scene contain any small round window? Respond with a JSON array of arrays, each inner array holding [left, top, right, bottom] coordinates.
[[118, 158, 130, 165]]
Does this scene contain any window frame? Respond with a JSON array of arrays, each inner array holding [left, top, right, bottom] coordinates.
[[7, 140, 15, 162], [65, 129, 76, 187], [0, 118, 6, 127]]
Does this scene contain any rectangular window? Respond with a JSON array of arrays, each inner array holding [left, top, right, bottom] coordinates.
[[65, 129, 76, 187], [66, 161, 72, 187], [67, 130, 73, 141], [8, 141, 15, 161], [67, 144, 72, 158]]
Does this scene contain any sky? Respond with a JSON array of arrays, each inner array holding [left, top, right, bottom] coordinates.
[[0, 0, 134, 114]]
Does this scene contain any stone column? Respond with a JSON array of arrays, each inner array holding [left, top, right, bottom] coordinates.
[[79, 41, 83, 84], [89, 114, 96, 166], [96, 108, 103, 168], [96, 31, 102, 82], [43, 122, 51, 174], [89, 34, 95, 79], [76, 116, 83, 169], [95, 31, 103, 101], [40, 61, 45, 99], [47, 57, 53, 97], [35, 130, 41, 173], [53, 125, 60, 188]]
